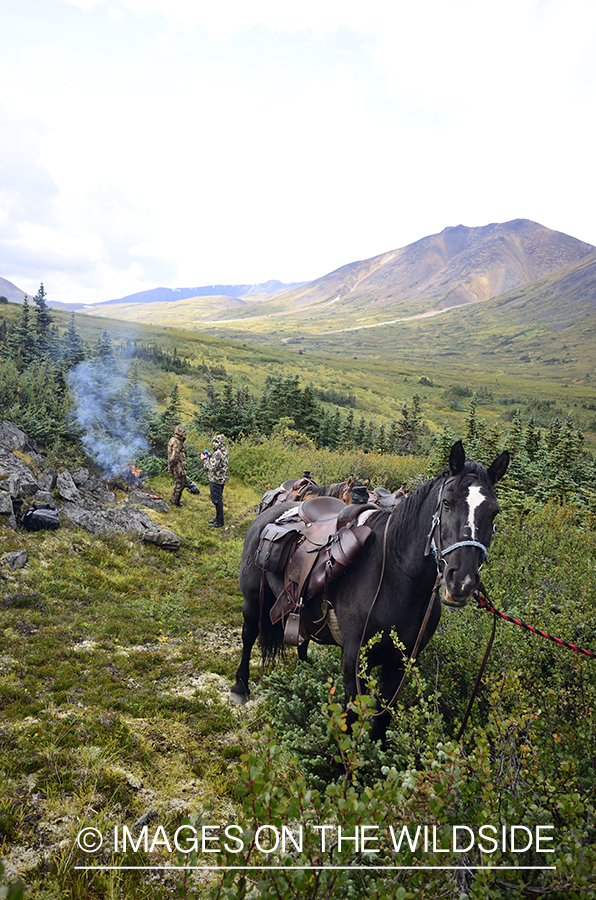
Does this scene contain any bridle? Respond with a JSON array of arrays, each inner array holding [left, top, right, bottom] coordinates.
[[354, 473, 492, 710], [424, 475, 489, 573]]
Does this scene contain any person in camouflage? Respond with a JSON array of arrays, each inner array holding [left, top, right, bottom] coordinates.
[[167, 426, 188, 507], [201, 434, 229, 527]]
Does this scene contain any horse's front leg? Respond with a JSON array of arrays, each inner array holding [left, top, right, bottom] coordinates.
[[341, 641, 362, 732], [298, 638, 310, 663], [369, 661, 405, 744]]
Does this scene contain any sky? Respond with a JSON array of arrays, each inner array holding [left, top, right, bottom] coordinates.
[[1, 0, 596, 305]]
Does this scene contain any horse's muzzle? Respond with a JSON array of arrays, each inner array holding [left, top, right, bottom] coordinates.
[[441, 578, 475, 609]]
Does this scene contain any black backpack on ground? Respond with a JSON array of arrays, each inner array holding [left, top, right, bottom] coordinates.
[[21, 503, 60, 532]]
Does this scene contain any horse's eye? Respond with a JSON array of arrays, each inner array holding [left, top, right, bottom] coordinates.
[[442, 500, 450, 511]]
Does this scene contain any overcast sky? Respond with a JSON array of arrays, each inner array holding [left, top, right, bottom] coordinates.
[[1, 0, 595, 305]]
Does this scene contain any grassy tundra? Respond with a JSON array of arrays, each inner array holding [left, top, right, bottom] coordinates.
[[1, 439, 595, 899]]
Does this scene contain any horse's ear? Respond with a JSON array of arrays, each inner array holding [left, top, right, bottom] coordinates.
[[346, 475, 354, 487], [449, 441, 465, 476], [487, 450, 510, 485], [363, 478, 370, 488]]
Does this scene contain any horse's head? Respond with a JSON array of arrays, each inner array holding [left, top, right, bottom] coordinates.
[[342, 476, 371, 504], [426, 441, 509, 608]]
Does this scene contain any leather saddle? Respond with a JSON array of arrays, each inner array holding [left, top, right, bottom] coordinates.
[[257, 474, 319, 514], [255, 496, 377, 643]]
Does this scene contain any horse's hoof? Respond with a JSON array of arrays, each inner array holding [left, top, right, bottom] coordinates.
[[229, 690, 249, 706]]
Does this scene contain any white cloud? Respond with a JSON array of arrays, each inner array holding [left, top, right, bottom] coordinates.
[[2, 0, 596, 304]]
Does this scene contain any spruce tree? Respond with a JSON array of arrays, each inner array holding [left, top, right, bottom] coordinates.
[[7, 296, 37, 370], [33, 283, 53, 355], [64, 313, 85, 367]]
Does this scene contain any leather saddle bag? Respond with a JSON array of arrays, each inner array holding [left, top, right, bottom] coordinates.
[[255, 523, 302, 573]]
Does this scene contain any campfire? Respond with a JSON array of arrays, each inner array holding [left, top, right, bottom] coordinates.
[[123, 464, 148, 489], [108, 465, 148, 492]]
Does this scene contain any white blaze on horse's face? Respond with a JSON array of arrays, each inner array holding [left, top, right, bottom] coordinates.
[[465, 484, 489, 540]]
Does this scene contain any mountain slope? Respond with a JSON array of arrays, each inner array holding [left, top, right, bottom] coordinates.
[[0, 276, 27, 304], [105, 279, 307, 305], [206, 219, 595, 325]]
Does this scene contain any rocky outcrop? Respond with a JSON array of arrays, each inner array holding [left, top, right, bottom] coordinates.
[[0, 421, 170, 537]]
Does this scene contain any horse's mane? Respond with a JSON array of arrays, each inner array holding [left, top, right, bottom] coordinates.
[[297, 481, 345, 499], [386, 460, 493, 537]]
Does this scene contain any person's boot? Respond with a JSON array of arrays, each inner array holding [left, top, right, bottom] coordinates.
[[208, 518, 224, 528]]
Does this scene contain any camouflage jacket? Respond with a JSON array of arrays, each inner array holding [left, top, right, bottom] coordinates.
[[167, 434, 188, 477], [204, 435, 229, 485]]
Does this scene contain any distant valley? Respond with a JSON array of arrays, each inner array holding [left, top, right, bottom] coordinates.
[[4, 218, 596, 382]]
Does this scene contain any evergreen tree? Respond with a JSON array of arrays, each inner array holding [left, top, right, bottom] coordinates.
[[354, 416, 367, 449], [147, 382, 183, 458], [63, 313, 85, 367], [6, 296, 37, 370], [341, 409, 355, 448], [96, 329, 114, 362], [524, 416, 541, 461], [33, 283, 53, 355], [426, 422, 458, 475], [375, 423, 387, 454], [330, 408, 343, 449], [395, 394, 423, 453]]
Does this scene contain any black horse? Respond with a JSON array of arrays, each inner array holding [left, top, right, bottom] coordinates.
[[232, 442, 509, 738]]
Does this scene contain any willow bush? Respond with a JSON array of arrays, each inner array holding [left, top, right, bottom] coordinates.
[[229, 434, 427, 493]]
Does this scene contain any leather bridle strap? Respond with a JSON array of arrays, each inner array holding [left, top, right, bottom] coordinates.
[[425, 476, 488, 571], [456, 580, 497, 740], [379, 571, 443, 713]]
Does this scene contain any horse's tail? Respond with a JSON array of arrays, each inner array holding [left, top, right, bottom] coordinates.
[[257, 571, 285, 664]]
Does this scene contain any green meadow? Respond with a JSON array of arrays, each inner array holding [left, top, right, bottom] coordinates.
[[1, 294, 596, 898]]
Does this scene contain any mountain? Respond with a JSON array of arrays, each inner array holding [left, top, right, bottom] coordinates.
[[45, 279, 308, 313], [205, 219, 595, 328], [0, 276, 27, 304], [104, 280, 306, 306]]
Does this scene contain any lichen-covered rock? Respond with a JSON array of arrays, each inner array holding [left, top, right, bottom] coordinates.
[[128, 490, 170, 513], [71, 467, 90, 486], [60, 501, 159, 536], [3, 550, 27, 570], [56, 471, 82, 503], [37, 469, 57, 491], [0, 448, 39, 498], [0, 491, 16, 529], [0, 422, 28, 452]]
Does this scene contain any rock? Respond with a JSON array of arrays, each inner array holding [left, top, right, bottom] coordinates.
[[71, 467, 90, 486], [142, 528, 181, 551], [83, 475, 107, 493], [60, 502, 159, 536], [0, 422, 28, 452], [35, 491, 54, 504], [0, 491, 16, 530], [37, 469, 57, 491], [0, 447, 40, 497], [56, 471, 82, 503], [4, 550, 27, 571], [128, 490, 170, 513]]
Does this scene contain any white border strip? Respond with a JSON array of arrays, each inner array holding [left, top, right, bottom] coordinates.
[[75, 864, 556, 871]]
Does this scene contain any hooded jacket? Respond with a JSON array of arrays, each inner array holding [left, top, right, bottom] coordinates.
[[204, 434, 229, 485], [168, 427, 188, 477]]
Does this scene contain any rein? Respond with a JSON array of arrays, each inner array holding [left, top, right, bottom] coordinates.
[[474, 586, 596, 659], [354, 489, 448, 710], [457, 581, 596, 739], [355, 474, 494, 722]]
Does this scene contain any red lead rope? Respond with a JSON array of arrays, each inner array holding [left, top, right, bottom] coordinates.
[[474, 587, 596, 659]]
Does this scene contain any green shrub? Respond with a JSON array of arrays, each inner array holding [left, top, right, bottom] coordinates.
[[230, 436, 426, 492]]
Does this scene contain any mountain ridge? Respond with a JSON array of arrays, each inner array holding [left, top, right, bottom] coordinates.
[[205, 219, 595, 324]]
